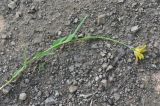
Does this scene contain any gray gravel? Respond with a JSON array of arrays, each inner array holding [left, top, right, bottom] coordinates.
[[0, 0, 160, 106]]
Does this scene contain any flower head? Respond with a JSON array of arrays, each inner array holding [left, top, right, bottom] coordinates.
[[133, 45, 147, 62]]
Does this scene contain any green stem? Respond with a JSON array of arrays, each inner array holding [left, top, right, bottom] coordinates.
[[80, 36, 131, 48], [72, 16, 88, 35]]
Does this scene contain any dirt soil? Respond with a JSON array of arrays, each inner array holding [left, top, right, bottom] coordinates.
[[1, 0, 160, 106]]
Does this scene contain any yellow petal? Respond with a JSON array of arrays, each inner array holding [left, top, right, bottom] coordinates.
[[133, 45, 147, 62], [136, 45, 147, 53], [138, 53, 144, 60]]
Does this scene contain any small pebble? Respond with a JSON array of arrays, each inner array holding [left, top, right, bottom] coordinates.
[[107, 52, 112, 58], [99, 75, 103, 79], [2, 86, 12, 94], [106, 44, 111, 48], [102, 63, 108, 69], [57, 31, 62, 36], [106, 65, 113, 71], [77, 33, 84, 38], [65, 20, 71, 26], [154, 41, 159, 48], [73, 18, 79, 24], [140, 84, 145, 89], [19, 92, 27, 101], [37, 91, 42, 97], [113, 93, 120, 101], [69, 85, 78, 93], [97, 14, 106, 25], [98, 68, 102, 72], [79, 94, 92, 99], [69, 65, 74, 72], [45, 97, 56, 106], [11, 41, 15, 46], [95, 76, 99, 81], [59, 104, 63, 106], [15, 11, 22, 19], [55, 90, 60, 97], [24, 78, 30, 84], [127, 58, 132, 63], [117, 0, 124, 3], [0, 52, 4, 55], [8, 1, 17, 10], [109, 75, 114, 82], [100, 51, 106, 57], [1, 34, 7, 39], [131, 25, 139, 33], [90, 28, 95, 33], [28, 6, 37, 14], [101, 79, 108, 88]]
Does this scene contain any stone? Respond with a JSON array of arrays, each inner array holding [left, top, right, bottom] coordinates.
[[57, 31, 62, 36], [15, 11, 22, 19], [73, 18, 79, 24], [1, 34, 7, 39], [98, 68, 102, 72], [118, 0, 124, 3], [59, 104, 63, 106], [79, 93, 92, 99], [65, 20, 71, 26], [37, 91, 42, 97], [69, 65, 74, 72], [90, 28, 95, 33], [95, 76, 99, 81], [102, 63, 108, 69], [72, 80, 78, 85], [11, 41, 15, 46], [154, 41, 159, 48], [132, 3, 138, 8], [91, 44, 98, 49], [97, 14, 106, 25], [69, 85, 78, 93], [99, 75, 103, 79], [28, 6, 37, 14], [24, 78, 30, 84], [0, 52, 4, 55], [113, 93, 120, 101], [106, 43, 111, 48], [101, 79, 108, 88], [77, 33, 84, 38], [139, 84, 145, 89], [55, 90, 60, 97], [109, 75, 114, 82], [118, 16, 124, 21], [106, 65, 113, 71], [8, 1, 17, 10], [2, 85, 12, 94], [19, 93, 27, 101], [107, 52, 112, 58], [131, 25, 139, 33], [100, 51, 106, 57], [127, 58, 132, 63], [45, 97, 56, 106]]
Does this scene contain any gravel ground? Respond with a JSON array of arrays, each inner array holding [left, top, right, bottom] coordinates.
[[0, 0, 160, 106]]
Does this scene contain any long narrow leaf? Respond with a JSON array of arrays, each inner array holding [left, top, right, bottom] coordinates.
[[52, 36, 67, 48]]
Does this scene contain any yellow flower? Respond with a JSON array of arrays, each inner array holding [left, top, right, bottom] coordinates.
[[133, 45, 147, 62]]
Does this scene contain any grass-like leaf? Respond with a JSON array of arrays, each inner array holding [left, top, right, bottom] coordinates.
[[0, 16, 88, 90], [0, 15, 131, 91]]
